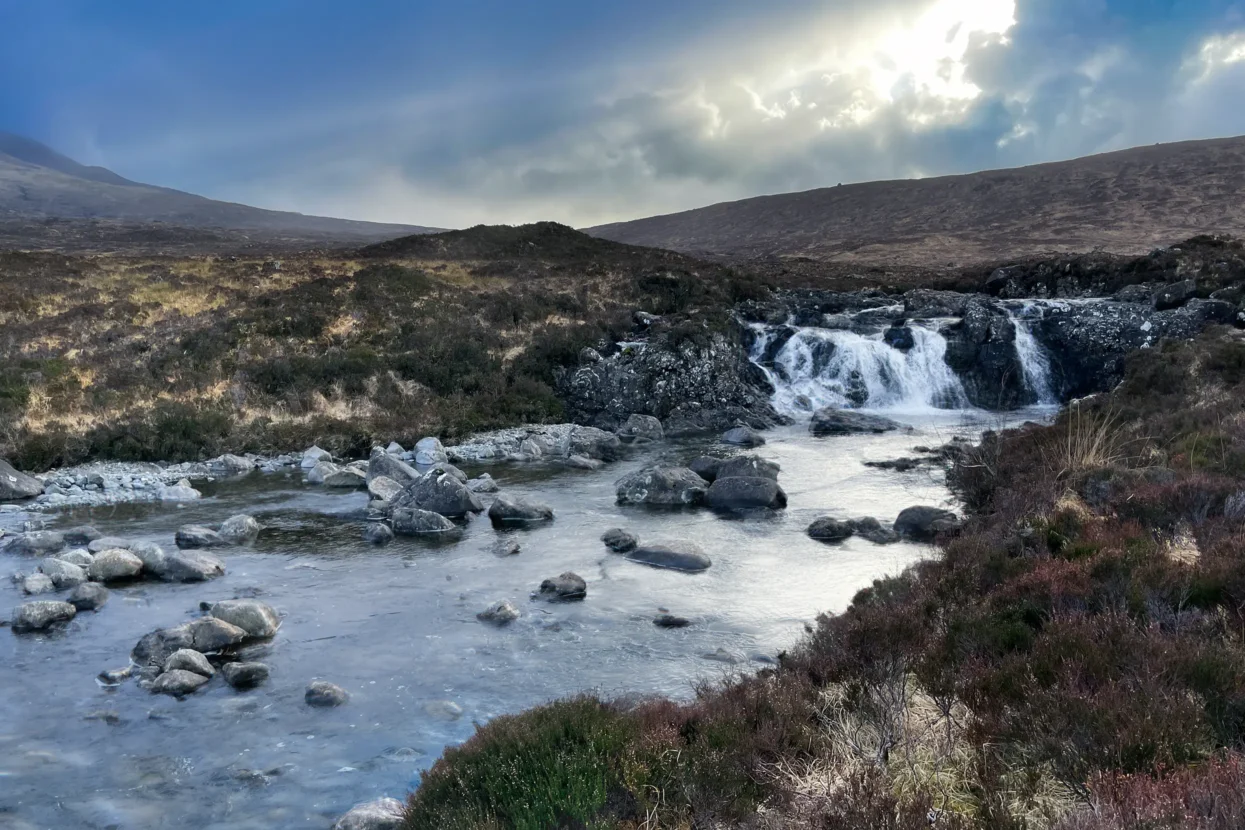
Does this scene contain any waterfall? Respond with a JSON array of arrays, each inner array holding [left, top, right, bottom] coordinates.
[[1008, 307, 1058, 406], [750, 323, 970, 414], [749, 302, 1060, 414]]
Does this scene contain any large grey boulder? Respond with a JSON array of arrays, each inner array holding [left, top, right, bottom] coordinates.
[[218, 514, 261, 544], [306, 681, 350, 707], [301, 446, 332, 468], [324, 467, 367, 488], [209, 599, 280, 638], [175, 525, 227, 549], [488, 495, 554, 524], [22, 573, 55, 595], [0, 459, 42, 502], [164, 649, 215, 677], [222, 661, 270, 690], [615, 467, 709, 507], [705, 477, 787, 510], [68, 582, 108, 611], [627, 540, 712, 572], [39, 558, 87, 590], [150, 670, 210, 696], [894, 506, 961, 541], [11, 601, 76, 633], [810, 409, 902, 436], [132, 618, 247, 667], [808, 517, 855, 543], [466, 474, 500, 494], [391, 507, 458, 536], [211, 454, 256, 476], [537, 572, 587, 601], [88, 537, 132, 553], [368, 476, 404, 504], [368, 448, 418, 484], [89, 549, 145, 583], [601, 528, 639, 553], [618, 414, 664, 443], [56, 549, 94, 568], [131, 542, 168, 576], [477, 600, 521, 626], [688, 457, 722, 483], [569, 426, 623, 461], [6, 531, 65, 556], [162, 550, 226, 582], [717, 455, 780, 481], [389, 471, 483, 517], [306, 461, 340, 485], [415, 437, 448, 466], [332, 798, 405, 830], [721, 426, 766, 447]]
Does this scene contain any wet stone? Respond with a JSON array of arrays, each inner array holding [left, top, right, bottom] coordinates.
[[305, 681, 350, 707]]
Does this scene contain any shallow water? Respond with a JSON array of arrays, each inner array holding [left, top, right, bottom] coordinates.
[[0, 409, 1051, 829]]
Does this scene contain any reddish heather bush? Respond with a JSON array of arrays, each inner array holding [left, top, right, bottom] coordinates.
[[1055, 754, 1245, 830]]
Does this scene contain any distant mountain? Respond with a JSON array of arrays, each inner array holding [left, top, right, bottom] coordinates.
[[0, 131, 440, 250], [587, 136, 1245, 266]]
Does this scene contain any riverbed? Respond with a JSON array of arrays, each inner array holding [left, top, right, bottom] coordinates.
[[0, 409, 1050, 829]]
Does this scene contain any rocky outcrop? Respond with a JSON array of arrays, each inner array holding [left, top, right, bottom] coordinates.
[[11, 600, 76, 633], [0, 459, 42, 501], [558, 327, 781, 434]]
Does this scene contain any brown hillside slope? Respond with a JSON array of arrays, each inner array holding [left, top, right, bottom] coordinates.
[[587, 135, 1245, 266]]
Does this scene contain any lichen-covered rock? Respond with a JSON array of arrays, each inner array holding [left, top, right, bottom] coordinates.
[[11, 600, 76, 633], [389, 470, 483, 518], [22, 573, 55, 595], [617, 414, 664, 442], [615, 467, 709, 506], [68, 582, 108, 611], [39, 557, 87, 590], [367, 475, 403, 504], [89, 549, 144, 582], [5, 531, 65, 556]]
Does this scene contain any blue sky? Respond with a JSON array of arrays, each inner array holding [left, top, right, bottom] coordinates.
[[4, 0, 1245, 228]]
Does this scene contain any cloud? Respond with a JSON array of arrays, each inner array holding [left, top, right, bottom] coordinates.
[[59, 0, 1245, 228]]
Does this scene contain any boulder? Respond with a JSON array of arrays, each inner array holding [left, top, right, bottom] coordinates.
[[492, 539, 522, 556], [175, 525, 227, 549], [301, 446, 333, 469], [654, 614, 691, 628], [0, 459, 42, 501], [569, 426, 623, 462], [22, 573, 55, 595], [883, 325, 916, 352], [63, 526, 101, 547], [466, 474, 500, 494], [488, 495, 554, 525], [131, 542, 168, 576], [68, 583, 108, 611], [428, 461, 469, 482], [367, 475, 404, 504], [894, 506, 961, 541], [627, 541, 712, 572], [618, 414, 664, 443], [391, 508, 458, 536], [11, 600, 76, 633], [601, 528, 639, 553], [132, 618, 247, 667], [366, 523, 395, 546], [222, 661, 270, 690], [306, 461, 340, 485], [211, 454, 256, 476], [39, 558, 87, 590], [209, 599, 281, 638], [563, 455, 604, 471], [688, 456, 722, 483], [218, 514, 261, 544], [390, 470, 483, 517], [537, 572, 587, 601], [164, 649, 215, 677], [807, 517, 854, 543], [850, 517, 899, 545], [150, 670, 210, 697], [386, 441, 406, 455], [615, 467, 709, 506], [705, 477, 787, 510], [721, 426, 766, 447], [415, 437, 448, 466], [1154, 279, 1197, 311], [88, 536, 132, 553], [162, 551, 226, 582], [56, 549, 94, 568], [332, 798, 406, 830], [716, 455, 781, 481], [5, 531, 65, 556], [306, 681, 350, 707], [477, 600, 521, 625], [158, 479, 202, 502], [810, 409, 902, 436], [89, 549, 144, 582], [324, 467, 367, 488]]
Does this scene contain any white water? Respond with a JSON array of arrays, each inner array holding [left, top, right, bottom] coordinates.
[[751, 305, 1059, 415]]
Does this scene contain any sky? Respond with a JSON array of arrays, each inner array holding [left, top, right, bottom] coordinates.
[[3, 0, 1245, 228]]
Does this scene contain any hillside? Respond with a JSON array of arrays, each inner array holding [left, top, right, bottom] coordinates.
[[0, 131, 440, 251], [588, 135, 1245, 266]]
